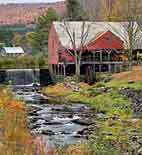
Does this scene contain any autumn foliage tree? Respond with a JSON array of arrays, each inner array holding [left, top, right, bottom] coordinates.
[[12, 32, 23, 46]]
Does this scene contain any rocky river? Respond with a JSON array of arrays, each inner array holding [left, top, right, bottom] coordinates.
[[12, 85, 94, 148], [0, 69, 94, 148]]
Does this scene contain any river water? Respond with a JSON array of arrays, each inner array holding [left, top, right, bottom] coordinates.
[[3, 69, 92, 148], [12, 86, 91, 148]]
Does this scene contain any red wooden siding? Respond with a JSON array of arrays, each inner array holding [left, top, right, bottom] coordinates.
[[48, 24, 74, 64], [86, 31, 124, 50], [48, 27, 124, 64], [48, 24, 60, 64], [61, 51, 74, 62]]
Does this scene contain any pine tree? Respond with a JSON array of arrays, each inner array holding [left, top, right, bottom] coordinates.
[[26, 7, 58, 55], [67, 0, 87, 21]]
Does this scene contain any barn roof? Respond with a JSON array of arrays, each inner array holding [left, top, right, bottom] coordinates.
[[53, 21, 142, 50], [3, 47, 24, 54]]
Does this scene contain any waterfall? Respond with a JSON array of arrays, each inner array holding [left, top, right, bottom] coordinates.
[[0, 69, 52, 86], [6, 69, 40, 86]]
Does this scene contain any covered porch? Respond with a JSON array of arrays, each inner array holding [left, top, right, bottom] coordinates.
[[81, 49, 126, 62]]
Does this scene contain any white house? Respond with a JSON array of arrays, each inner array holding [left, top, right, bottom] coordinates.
[[1, 47, 25, 57]]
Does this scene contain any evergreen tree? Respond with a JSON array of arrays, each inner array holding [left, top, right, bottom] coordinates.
[[67, 0, 87, 20], [26, 7, 58, 55], [0, 28, 14, 46]]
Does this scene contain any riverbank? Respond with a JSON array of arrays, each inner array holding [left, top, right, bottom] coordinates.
[[1, 66, 141, 154], [11, 84, 92, 154], [0, 86, 36, 155], [42, 82, 132, 118], [42, 67, 142, 154]]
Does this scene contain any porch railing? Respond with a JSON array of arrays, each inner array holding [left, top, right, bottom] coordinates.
[[81, 56, 122, 62]]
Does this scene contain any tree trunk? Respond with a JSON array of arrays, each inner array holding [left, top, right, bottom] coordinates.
[[75, 53, 81, 82], [128, 22, 134, 71], [128, 48, 133, 71], [75, 59, 81, 82]]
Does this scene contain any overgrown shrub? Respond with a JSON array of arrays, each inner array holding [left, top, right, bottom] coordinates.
[[96, 73, 112, 82], [95, 82, 105, 88], [80, 88, 101, 97], [0, 54, 47, 69]]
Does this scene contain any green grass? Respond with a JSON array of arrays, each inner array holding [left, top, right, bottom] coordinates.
[[43, 81, 138, 154], [106, 79, 142, 89], [65, 89, 132, 119]]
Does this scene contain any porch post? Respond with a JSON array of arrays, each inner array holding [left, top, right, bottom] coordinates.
[[108, 50, 111, 73], [99, 50, 102, 73], [49, 64, 53, 74], [93, 51, 95, 62], [120, 64, 122, 72], [51, 64, 53, 74], [108, 64, 111, 73], [114, 64, 117, 73], [52, 64, 55, 74], [55, 64, 57, 75], [63, 64, 66, 77], [57, 64, 60, 75], [61, 64, 63, 75], [99, 65, 101, 73], [93, 51, 96, 80], [100, 50, 103, 63]]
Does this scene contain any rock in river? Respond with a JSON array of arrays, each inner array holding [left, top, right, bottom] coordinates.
[[72, 118, 93, 126], [77, 128, 89, 135], [42, 129, 55, 135], [43, 121, 63, 125]]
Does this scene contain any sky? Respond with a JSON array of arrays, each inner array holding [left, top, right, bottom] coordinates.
[[0, 0, 63, 3]]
